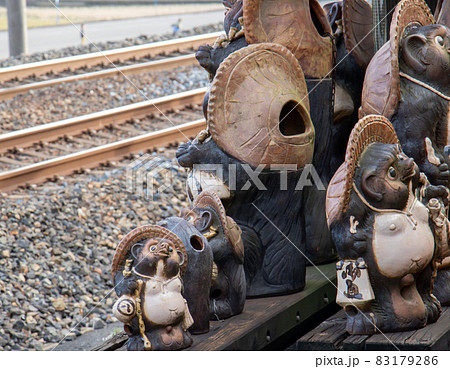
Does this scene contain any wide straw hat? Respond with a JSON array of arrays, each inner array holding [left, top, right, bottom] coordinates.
[[111, 225, 188, 279], [194, 191, 244, 263], [326, 115, 400, 226], [207, 43, 315, 169], [243, 0, 333, 78]]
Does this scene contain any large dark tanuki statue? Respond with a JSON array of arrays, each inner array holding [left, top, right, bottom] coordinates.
[[179, 0, 340, 298]]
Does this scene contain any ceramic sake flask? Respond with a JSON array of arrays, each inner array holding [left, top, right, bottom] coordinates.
[[326, 115, 449, 334], [111, 225, 193, 350]]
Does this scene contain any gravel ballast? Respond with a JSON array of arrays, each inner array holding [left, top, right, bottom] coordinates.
[[0, 151, 190, 351], [0, 23, 216, 351]]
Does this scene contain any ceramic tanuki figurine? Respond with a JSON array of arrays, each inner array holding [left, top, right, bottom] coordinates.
[[326, 115, 448, 334], [180, 191, 246, 319], [111, 225, 193, 350], [178, 0, 339, 297], [196, 0, 246, 77], [361, 0, 450, 187], [195, 0, 248, 117]]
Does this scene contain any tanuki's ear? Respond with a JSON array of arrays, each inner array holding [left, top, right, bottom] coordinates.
[[130, 242, 144, 260], [401, 33, 428, 74], [177, 250, 185, 266], [360, 169, 383, 202], [199, 210, 213, 232]]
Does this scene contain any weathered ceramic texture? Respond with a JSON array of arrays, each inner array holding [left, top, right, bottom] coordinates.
[[183, 191, 246, 319], [327, 115, 443, 334], [244, 0, 333, 78], [342, 0, 374, 69], [208, 43, 314, 169], [111, 225, 193, 350]]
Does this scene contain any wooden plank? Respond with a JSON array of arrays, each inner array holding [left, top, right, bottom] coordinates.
[[341, 333, 371, 351], [189, 263, 337, 350], [365, 307, 450, 351], [296, 306, 450, 351], [296, 310, 348, 351], [93, 263, 337, 351], [92, 332, 128, 351]]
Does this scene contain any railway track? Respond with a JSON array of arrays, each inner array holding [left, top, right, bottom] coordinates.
[[0, 89, 207, 192], [0, 32, 220, 100]]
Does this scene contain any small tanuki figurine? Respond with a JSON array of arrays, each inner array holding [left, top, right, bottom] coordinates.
[[326, 115, 448, 334], [180, 191, 246, 320], [111, 225, 194, 350]]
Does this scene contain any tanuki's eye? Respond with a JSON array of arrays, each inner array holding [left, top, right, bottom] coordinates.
[[388, 166, 397, 180], [435, 35, 444, 47], [168, 247, 173, 252], [150, 246, 156, 251]]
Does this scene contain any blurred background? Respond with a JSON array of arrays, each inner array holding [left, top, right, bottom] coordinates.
[[0, 0, 226, 60]]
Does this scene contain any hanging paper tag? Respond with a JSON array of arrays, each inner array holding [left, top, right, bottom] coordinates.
[[336, 259, 375, 308]]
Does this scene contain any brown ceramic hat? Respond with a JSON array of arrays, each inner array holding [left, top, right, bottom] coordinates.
[[208, 43, 315, 169], [325, 115, 400, 226], [360, 0, 435, 118], [243, 0, 333, 78], [111, 224, 188, 279], [194, 191, 244, 263], [342, 0, 374, 69]]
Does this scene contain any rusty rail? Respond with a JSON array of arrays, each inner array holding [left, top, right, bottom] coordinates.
[[0, 87, 206, 153], [0, 119, 206, 192], [0, 54, 198, 101], [0, 32, 221, 83]]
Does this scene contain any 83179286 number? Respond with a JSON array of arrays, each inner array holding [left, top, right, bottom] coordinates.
[[375, 356, 438, 366]]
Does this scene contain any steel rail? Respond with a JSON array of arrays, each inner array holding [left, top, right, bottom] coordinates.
[[0, 87, 206, 153], [0, 54, 198, 101], [0, 32, 221, 83], [0, 119, 206, 192]]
